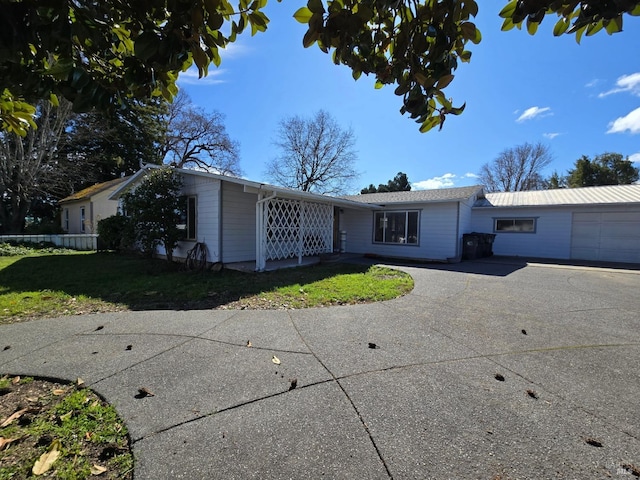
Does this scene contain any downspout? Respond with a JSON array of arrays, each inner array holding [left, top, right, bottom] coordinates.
[[218, 182, 223, 264]]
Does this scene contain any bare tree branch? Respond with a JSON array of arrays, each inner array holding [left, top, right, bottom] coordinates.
[[479, 142, 552, 193], [265, 110, 359, 195], [162, 91, 242, 176]]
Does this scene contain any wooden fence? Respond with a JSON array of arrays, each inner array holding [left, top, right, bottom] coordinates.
[[0, 234, 98, 251]]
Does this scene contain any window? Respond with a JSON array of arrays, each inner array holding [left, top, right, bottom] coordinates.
[[80, 207, 86, 233], [178, 196, 197, 240], [494, 218, 536, 233], [64, 209, 69, 231], [374, 211, 419, 245]]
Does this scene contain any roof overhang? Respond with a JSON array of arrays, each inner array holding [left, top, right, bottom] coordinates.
[[110, 165, 376, 209]]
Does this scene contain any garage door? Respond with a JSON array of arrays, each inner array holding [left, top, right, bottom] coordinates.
[[571, 211, 640, 263]]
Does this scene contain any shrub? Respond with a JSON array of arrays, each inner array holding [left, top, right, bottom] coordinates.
[[0, 241, 73, 256], [122, 168, 183, 262], [97, 214, 136, 252]]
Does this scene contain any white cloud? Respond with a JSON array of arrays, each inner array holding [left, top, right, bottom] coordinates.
[[212, 42, 250, 60], [463, 172, 479, 178], [543, 132, 561, 139], [607, 107, 640, 134], [177, 66, 226, 86], [413, 173, 456, 190], [585, 79, 600, 88], [599, 72, 640, 98], [629, 152, 640, 163], [516, 106, 552, 123]]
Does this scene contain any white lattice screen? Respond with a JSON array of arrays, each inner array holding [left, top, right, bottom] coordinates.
[[263, 198, 333, 261]]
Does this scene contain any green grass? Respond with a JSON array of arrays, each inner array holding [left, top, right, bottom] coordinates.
[[0, 250, 413, 324], [0, 377, 133, 479]]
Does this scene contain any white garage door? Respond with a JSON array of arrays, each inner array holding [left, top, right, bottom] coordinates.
[[571, 211, 640, 263]]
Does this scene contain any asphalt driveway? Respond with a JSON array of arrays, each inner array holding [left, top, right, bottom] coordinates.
[[1, 258, 639, 479]]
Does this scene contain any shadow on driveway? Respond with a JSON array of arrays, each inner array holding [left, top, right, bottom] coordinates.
[[340, 253, 640, 277]]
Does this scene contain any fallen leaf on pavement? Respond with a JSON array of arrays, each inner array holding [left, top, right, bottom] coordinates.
[[91, 464, 108, 475], [76, 378, 85, 387], [271, 355, 281, 365], [32, 440, 61, 475], [11, 376, 20, 384], [137, 387, 155, 397], [584, 437, 603, 448], [246, 340, 252, 348], [1, 408, 29, 428], [52, 389, 66, 396], [289, 378, 297, 390]]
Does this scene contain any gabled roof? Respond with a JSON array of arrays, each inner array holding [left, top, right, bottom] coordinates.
[[59, 177, 129, 204], [341, 185, 485, 205], [474, 184, 640, 208]]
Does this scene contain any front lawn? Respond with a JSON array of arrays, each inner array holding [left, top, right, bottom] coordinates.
[[0, 250, 413, 324]]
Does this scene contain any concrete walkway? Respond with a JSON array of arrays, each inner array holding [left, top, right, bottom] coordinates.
[[1, 259, 639, 479]]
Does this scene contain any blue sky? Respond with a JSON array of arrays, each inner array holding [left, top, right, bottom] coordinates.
[[179, 4, 640, 192]]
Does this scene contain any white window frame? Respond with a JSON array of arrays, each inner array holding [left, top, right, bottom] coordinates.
[[80, 207, 86, 233], [373, 210, 420, 245], [493, 217, 537, 233], [178, 195, 197, 241], [64, 208, 69, 231]]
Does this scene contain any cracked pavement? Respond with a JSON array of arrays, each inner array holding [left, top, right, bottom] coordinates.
[[1, 258, 639, 479]]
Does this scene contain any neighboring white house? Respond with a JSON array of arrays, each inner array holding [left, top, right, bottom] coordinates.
[[471, 184, 640, 264], [112, 167, 640, 269], [59, 177, 129, 234]]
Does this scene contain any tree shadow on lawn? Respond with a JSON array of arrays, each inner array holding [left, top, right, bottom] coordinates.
[[0, 252, 375, 313]]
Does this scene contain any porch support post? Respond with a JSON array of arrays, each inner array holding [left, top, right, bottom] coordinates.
[[256, 192, 265, 272]]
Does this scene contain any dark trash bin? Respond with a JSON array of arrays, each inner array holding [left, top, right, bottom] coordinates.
[[483, 233, 496, 257], [471, 232, 496, 257], [470, 232, 496, 257], [462, 234, 480, 260], [463, 233, 497, 259]]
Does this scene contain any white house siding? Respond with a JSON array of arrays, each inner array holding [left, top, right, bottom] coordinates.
[[472, 204, 640, 262], [157, 175, 221, 262], [62, 203, 86, 234], [91, 189, 120, 232], [471, 206, 574, 259], [61, 192, 119, 234], [339, 207, 369, 255], [221, 181, 257, 263], [341, 202, 460, 261]]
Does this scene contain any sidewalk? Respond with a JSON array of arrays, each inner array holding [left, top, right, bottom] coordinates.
[[1, 260, 639, 478]]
